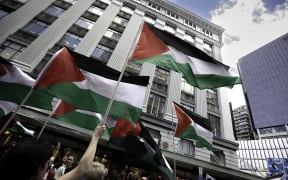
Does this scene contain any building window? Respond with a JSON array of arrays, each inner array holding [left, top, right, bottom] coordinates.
[[91, 44, 113, 63], [203, 42, 213, 57], [0, 0, 28, 12], [75, 17, 95, 29], [87, 5, 103, 16], [181, 78, 195, 104], [0, 40, 26, 60], [45, 5, 65, 17], [23, 20, 48, 35], [147, 2, 160, 11], [121, 6, 134, 15], [17, 0, 29, 3], [164, 24, 175, 34], [152, 68, 169, 94], [208, 113, 221, 137], [181, 78, 194, 94], [184, 19, 196, 29], [207, 89, 219, 113], [63, 0, 77, 4], [125, 61, 141, 75], [211, 149, 225, 165], [184, 33, 195, 44], [147, 92, 166, 117], [180, 139, 195, 157], [0, 9, 8, 19], [59, 32, 82, 49], [104, 29, 121, 41], [113, 16, 129, 27], [180, 103, 194, 112], [144, 14, 156, 25], [166, 11, 178, 20]]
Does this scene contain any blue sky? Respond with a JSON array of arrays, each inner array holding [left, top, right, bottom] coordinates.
[[169, 0, 288, 108]]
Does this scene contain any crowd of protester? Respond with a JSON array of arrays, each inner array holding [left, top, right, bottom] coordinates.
[[0, 124, 177, 180]]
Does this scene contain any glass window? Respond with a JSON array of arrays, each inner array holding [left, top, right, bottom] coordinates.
[[121, 6, 134, 15], [104, 29, 121, 41], [164, 24, 175, 34], [255, 140, 260, 149], [184, 33, 194, 44], [63, 0, 77, 4], [75, 17, 94, 29], [282, 138, 288, 148], [88, 6, 103, 16], [181, 78, 194, 94], [208, 114, 221, 137], [180, 139, 195, 156], [154, 67, 169, 84], [276, 149, 283, 158], [147, 93, 166, 117], [60, 32, 82, 49], [278, 138, 285, 148], [144, 15, 155, 24], [45, 5, 65, 17], [23, 20, 48, 35], [0, 9, 8, 20], [281, 149, 287, 158], [0, 41, 26, 60], [91, 45, 113, 63], [17, 0, 29, 3], [113, 16, 128, 26]]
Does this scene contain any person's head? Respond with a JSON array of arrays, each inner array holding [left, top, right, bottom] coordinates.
[[66, 154, 75, 168], [0, 139, 53, 180], [62, 155, 68, 165], [82, 161, 106, 180]]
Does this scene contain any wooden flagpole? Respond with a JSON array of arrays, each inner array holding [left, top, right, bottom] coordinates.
[[171, 101, 177, 179], [36, 99, 62, 139], [102, 20, 144, 125], [0, 87, 34, 135]]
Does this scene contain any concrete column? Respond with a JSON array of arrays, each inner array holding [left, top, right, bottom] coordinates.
[[139, 62, 156, 112], [164, 71, 182, 121], [0, 0, 54, 44], [14, 0, 95, 72], [75, 0, 122, 56], [107, 9, 144, 71]]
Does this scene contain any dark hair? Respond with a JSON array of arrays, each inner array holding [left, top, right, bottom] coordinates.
[[0, 139, 53, 180]]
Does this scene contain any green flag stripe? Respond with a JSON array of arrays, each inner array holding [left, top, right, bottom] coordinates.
[[135, 54, 241, 89], [39, 83, 141, 124], [0, 82, 53, 110], [0, 108, 4, 118], [177, 125, 212, 150]]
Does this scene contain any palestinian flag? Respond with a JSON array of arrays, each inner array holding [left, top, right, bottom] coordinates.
[[131, 22, 241, 89], [173, 102, 213, 150], [0, 101, 16, 118], [110, 119, 173, 180], [53, 100, 112, 138], [0, 59, 54, 114], [9, 121, 35, 136], [54, 100, 102, 130], [35, 47, 149, 124]]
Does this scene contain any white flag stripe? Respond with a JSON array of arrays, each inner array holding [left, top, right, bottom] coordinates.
[[74, 70, 147, 108], [167, 46, 230, 75], [0, 100, 17, 115], [0, 65, 35, 86], [194, 121, 213, 143]]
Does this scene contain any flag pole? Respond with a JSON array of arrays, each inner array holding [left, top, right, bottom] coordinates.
[[171, 101, 177, 179], [0, 87, 34, 135], [102, 20, 144, 125], [36, 99, 62, 139]]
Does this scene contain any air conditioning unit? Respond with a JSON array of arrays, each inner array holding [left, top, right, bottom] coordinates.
[[161, 141, 169, 149]]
